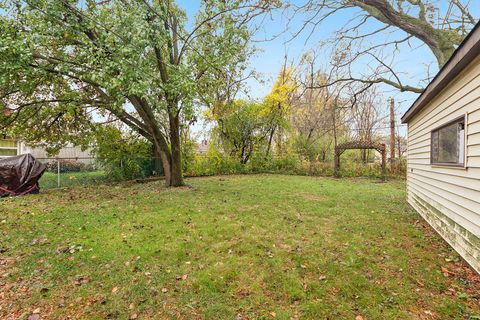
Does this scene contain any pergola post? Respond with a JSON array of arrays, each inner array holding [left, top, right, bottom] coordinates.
[[334, 141, 387, 181], [334, 150, 341, 178]]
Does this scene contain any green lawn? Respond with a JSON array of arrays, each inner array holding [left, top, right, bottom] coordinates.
[[1, 175, 479, 319], [39, 171, 108, 189]]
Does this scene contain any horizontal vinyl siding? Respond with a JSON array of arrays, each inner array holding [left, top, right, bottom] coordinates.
[[469, 109, 480, 123], [407, 176, 480, 234], [406, 55, 480, 274], [467, 131, 480, 145], [408, 192, 480, 272], [23, 146, 93, 159]]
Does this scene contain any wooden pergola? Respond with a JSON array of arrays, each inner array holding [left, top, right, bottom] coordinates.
[[334, 141, 386, 180]]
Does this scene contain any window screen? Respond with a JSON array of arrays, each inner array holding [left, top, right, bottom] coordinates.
[[431, 117, 465, 165]]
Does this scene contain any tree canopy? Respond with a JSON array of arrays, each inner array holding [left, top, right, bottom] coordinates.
[[287, 0, 477, 93], [0, 0, 273, 186]]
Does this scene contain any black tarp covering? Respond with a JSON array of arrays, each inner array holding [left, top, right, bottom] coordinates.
[[0, 154, 46, 197]]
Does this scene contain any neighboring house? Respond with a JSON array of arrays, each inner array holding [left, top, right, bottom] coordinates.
[[0, 137, 19, 157], [196, 139, 209, 154], [401, 22, 480, 274], [0, 137, 93, 163]]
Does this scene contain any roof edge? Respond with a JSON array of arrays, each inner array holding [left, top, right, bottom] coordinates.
[[401, 21, 480, 124]]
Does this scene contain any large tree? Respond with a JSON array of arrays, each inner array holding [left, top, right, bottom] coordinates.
[[207, 100, 270, 164], [287, 0, 477, 93], [290, 57, 336, 161], [0, 0, 271, 186], [262, 64, 297, 156]]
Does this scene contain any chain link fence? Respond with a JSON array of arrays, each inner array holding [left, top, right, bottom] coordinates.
[[35, 152, 406, 190], [37, 156, 164, 189]]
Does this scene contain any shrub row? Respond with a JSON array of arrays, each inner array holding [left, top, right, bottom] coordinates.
[[184, 153, 406, 179]]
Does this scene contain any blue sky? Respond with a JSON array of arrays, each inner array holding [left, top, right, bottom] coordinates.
[[3, 1, 476, 137], [178, 0, 479, 136]]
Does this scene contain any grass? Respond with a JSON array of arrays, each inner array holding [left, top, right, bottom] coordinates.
[[0, 175, 479, 319], [39, 171, 108, 189]]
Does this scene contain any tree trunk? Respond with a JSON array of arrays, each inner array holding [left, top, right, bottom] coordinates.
[[352, 0, 457, 66], [168, 111, 184, 187], [152, 140, 172, 186], [397, 135, 402, 159], [389, 97, 395, 163], [125, 95, 182, 187], [361, 149, 368, 164], [265, 126, 275, 157], [240, 145, 247, 164]]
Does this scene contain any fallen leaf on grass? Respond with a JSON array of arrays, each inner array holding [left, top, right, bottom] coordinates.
[[111, 287, 119, 294], [74, 276, 90, 286], [269, 311, 276, 317], [441, 267, 455, 276], [129, 313, 138, 319], [424, 310, 435, 316], [162, 288, 168, 293], [355, 316, 364, 320], [54, 246, 69, 254]]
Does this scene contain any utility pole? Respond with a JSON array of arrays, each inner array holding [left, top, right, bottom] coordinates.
[[397, 129, 402, 159], [390, 97, 395, 163]]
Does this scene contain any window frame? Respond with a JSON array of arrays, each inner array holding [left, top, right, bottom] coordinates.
[[0, 138, 19, 157], [430, 115, 466, 168]]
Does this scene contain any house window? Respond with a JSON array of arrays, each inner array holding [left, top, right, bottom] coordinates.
[[431, 117, 465, 166], [0, 139, 18, 156]]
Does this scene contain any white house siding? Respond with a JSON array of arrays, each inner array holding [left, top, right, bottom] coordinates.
[[20, 143, 93, 161], [407, 55, 480, 274], [0, 140, 93, 162]]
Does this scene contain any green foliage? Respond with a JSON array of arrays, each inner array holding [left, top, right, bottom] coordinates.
[[0, 0, 263, 185], [186, 142, 245, 176], [44, 160, 90, 173], [184, 148, 406, 179], [91, 126, 159, 180], [207, 100, 271, 164], [181, 131, 199, 173], [292, 133, 334, 162], [261, 66, 297, 138]]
